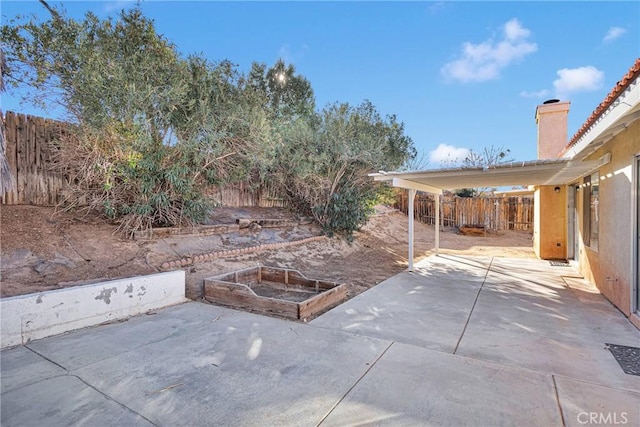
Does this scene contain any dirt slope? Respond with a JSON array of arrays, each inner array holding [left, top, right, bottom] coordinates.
[[0, 205, 534, 299]]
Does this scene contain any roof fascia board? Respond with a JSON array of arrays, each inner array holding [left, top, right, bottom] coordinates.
[[563, 80, 639, 159], [371, 174, 392, 181], [391, 178, 443, 194], [373, 161, 568, 181], [382, 168, 482, 181]]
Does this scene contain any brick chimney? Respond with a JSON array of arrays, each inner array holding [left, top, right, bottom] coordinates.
[[535, 99, 570, 159]]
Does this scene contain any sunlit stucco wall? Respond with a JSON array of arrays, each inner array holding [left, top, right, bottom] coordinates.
[[576, 118, 640, 315], [536, 101, 570, 159], [534, 186, 567, 259]]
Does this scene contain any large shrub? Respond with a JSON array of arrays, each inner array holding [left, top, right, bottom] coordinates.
[[2, 7, 268, 235], [273, 101, 414, 238], [2, 6, 415, 238]]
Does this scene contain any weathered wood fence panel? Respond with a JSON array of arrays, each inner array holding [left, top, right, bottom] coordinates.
[[205, 182, 287, 208], [10, 110, 530, 224], [1, 111, 287, 208], [395, 191, 534, 231], [1, 111, 68, 205]]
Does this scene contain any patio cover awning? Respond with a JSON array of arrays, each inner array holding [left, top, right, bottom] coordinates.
[[369, 155, 610, 271], [369, 157, 608, 192]]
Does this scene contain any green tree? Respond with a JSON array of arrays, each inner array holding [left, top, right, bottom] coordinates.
[[2, 7, 184, 138], [1, 6, 264, 234], [240, 59, 315, 122], [2, 5, 416, 239], [273, 101, 415, 238]]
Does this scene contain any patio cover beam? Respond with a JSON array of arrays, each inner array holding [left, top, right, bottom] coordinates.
[[376, 177, 443, 195]]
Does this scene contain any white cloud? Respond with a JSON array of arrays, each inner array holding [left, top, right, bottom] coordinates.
[[520, 89, 551, 99], [553, 66, 604, 98], [504, 19, 530, 40], [603, 26, 627, 43], [429, 144, 470, 165], [441, 18, 537, 83]]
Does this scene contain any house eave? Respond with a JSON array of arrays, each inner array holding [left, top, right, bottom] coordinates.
[[562, 71, 640, 160]]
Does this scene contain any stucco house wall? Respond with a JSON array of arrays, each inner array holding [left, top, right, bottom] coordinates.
[[534, 186, 567, 259], [575, 118, 639, 315], [533, 190, 541, 258]]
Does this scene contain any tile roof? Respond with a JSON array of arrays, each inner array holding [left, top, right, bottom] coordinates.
[[563, 57, 640, 152]]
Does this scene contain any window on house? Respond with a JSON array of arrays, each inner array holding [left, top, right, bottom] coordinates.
[[582, 172, 599, 250]]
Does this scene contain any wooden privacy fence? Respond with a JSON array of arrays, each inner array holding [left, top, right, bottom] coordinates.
[[395, 191, 534, 231], [1, 111, 286, 208], [205, 181, 287, 208], [3, 110, 532, 225], [1, 111, 69, 205]]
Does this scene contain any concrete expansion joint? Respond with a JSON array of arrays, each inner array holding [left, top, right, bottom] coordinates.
[[316, 341, 395, 427], [25, 345, 69, 373], [453, 256, 494, 355], [551, 375, 567, 427], [159, 235, 328, 270], [551, 372, 640, 395], [69, 373, 159, 426]]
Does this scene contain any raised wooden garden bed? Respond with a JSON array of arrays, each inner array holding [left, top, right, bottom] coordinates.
[[459, 224, 487, 236], [204, 266, 347, 321]]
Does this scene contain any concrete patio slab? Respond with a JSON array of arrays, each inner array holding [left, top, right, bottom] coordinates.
[[1, 375, 153, 427], [489, 256, 578, 281], [555, 376, 640, 427], [456, 260, 640, 391], [0, 345, 66, 394], [315, 254, 640, 422], [321, 341, 561, 427], [483, 267, 635, 344], [26, 302, 230, 369], [311, 256, 495, 352], [411, 254, 493, 281], [2, 255, 639, 426], [311, 270, 481, 352], [456, 324, 640, 392], [3, 303, 391, 427]]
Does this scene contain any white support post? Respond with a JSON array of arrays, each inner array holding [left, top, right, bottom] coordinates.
[[408, 188, 417, 271], [435, 193, 440, 255]]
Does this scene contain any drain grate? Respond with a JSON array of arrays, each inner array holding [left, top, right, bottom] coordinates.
[[549, 259, 570, 266], [605, 343, 640, 376]]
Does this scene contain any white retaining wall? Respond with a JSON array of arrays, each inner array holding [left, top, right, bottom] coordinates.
[[1, 270, 186, 349]]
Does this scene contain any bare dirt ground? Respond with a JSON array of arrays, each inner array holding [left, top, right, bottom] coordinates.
[[0, 204, 535, 300]]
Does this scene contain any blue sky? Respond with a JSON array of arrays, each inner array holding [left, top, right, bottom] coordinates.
[[2, 1, 639, 166]]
